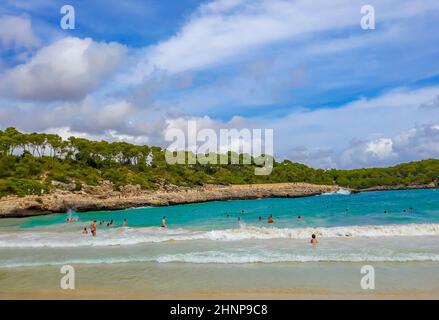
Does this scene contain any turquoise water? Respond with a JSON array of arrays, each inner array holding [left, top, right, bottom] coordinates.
[[8, 188, 439, 230], [0, 189, 438, 269]]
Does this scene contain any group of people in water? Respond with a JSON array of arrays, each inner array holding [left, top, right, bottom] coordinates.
[[80, 216, 168, 237], [80, 218, 128, 237], [70, 204, 416, 244], [226, 211, 317, 244]]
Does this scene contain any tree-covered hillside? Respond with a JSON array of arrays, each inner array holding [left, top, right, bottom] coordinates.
[[0, 127, 438, 197]]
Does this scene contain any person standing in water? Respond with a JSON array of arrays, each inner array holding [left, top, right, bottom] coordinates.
[[161, 216, 167, 228], [310, 234, 318, 245], [267, 214, 274, 224], [90, 220, 97, 237], [82, 227, 88, 235], [297, 216, 302, 222], [123, 219, 127, 227]]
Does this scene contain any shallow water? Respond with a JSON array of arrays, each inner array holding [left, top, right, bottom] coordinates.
[[0, 189, 438, 295]]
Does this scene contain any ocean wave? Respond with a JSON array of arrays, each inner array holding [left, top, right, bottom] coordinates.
[[1, 223, 439, 248], [322, 188, 351, 195], [156, 251, 439, 264], [1, 251, 439, 268]]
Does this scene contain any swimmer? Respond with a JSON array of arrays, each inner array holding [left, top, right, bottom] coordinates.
[[82, 227, 88, 235], [258, 216, 262, 221], [238, 217, 241, 222], [267, 214, 274, 224], [297, 215, 302, 222], [384, 210, 388, 214], [123, 219, 127, 227], [310, 234, 318, 245], [161, 216, 167, 228]]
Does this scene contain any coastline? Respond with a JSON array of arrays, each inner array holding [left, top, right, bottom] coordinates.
[[0, 182, 339, 218], [0, 182, 437, 219]]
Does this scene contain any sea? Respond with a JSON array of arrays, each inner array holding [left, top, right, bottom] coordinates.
[[0, 188, 438, 297]]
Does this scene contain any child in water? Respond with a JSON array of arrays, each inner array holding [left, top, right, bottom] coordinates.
[[310, 234, 318, 245]]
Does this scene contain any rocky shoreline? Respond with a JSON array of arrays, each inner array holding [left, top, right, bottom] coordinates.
[[359, 182, 437, 192], [0, 182, 339, 218], [0, 181, 436, 219]]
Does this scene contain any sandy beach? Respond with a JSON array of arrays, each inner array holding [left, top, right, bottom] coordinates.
[[1, 261, 438, 300]]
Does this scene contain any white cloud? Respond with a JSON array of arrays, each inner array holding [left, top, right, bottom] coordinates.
[[0, 37, 127, 101], [135, 0, 439, 76], [159, 85, 439, 168], [0, 15, 40, 50]]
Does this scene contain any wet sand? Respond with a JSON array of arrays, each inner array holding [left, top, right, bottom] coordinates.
[[1, 261, 438, 300], [1, 288, 438, 300]]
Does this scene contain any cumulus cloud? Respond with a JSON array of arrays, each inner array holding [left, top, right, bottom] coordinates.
[[159, 83, 439, 166], [0, 15, 40, 50], [286, 124, 439, 169], [135, 0, 439, 77], [0, 37, 127, 101]]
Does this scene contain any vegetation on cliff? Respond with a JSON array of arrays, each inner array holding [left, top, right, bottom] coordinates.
[[0, 127, 438, 197]]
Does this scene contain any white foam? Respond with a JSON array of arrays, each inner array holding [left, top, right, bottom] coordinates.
[[1, 223, 439, 248], [156, 251, 439, 264], [2, 251, 439, 268], [322, 188, 351, 195]]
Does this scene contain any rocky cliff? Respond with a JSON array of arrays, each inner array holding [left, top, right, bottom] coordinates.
[[0, 182, 339, 218]]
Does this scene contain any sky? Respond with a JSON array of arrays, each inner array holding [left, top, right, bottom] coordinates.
[[0, 0, 438, 169]]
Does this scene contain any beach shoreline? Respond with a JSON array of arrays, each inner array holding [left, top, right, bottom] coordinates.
[[1, 260, 438, 300]]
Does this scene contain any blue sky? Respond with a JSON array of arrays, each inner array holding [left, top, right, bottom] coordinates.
[[0, 0, 439, 168]]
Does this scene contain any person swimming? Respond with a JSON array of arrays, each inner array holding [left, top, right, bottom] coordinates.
[[310, 234, 318, 245], [267, 214, 274, 224], [258, 216, 262, 221], [238, 217, 241, 222], [297, 215, 302, 222], [161, 216, 167, 228], [82, 227, 88, 235], [123, 219, 127, 227]]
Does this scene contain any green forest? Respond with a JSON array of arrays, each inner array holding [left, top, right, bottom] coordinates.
[[0, 127, 438, 197]]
